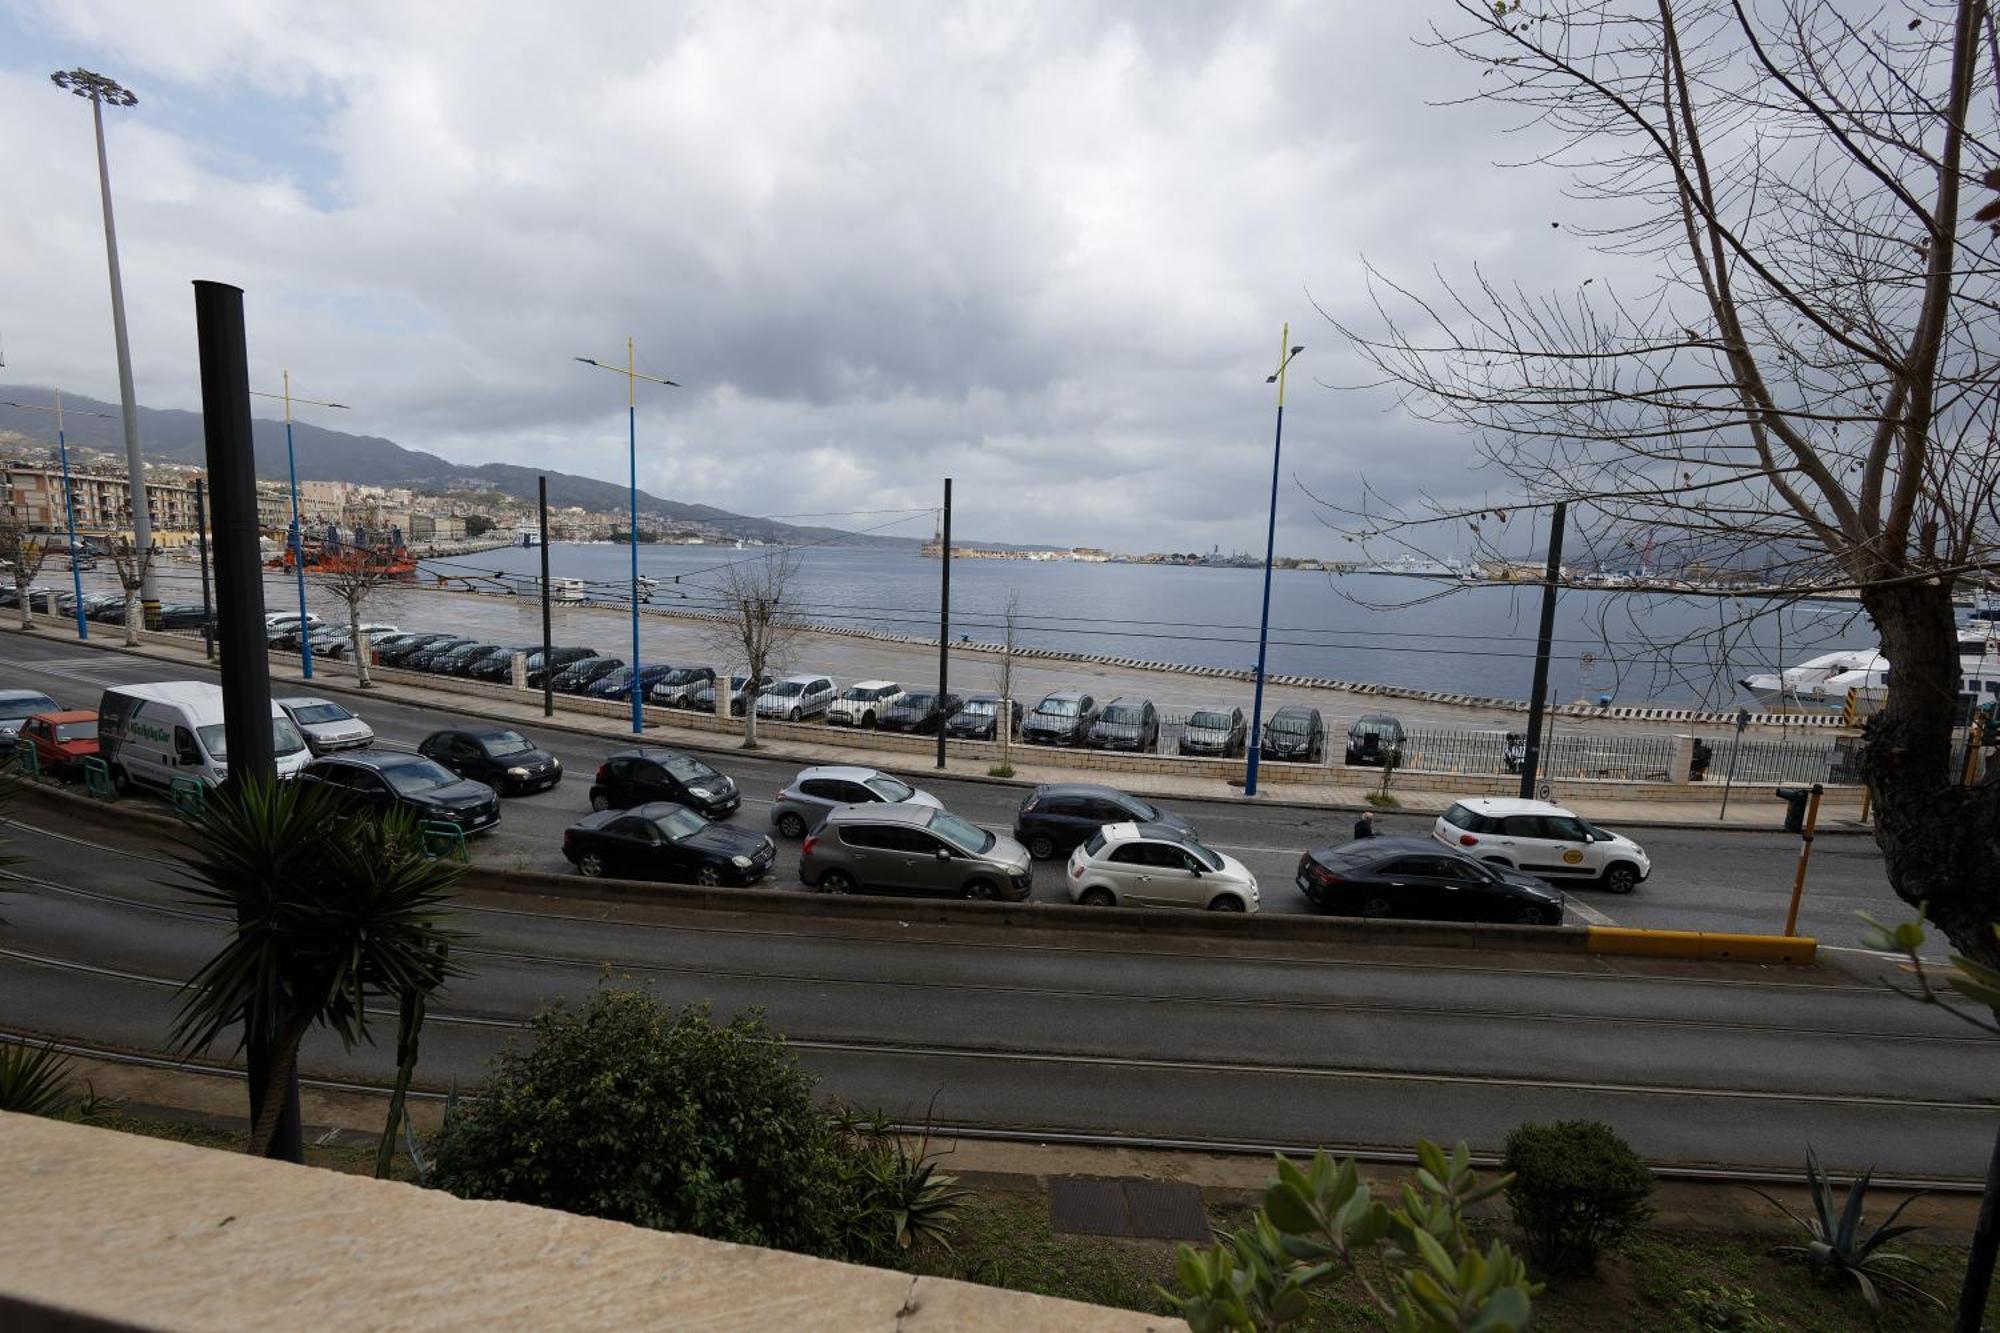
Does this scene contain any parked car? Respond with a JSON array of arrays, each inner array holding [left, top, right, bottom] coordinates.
[[156, 603, 210, 631], [0, 689, 61, 741], [525, 646, 599, 689], [590, 747, 740, 818], [770, 765, 941, 838], [754, 673, 838, 721], [378, 633, 460, 667], [275, 696, 375, 755], [827, 680, 904, 728], [263, 612, 324, 638], [0, 586, 56, 611], [1346, 714, 1407, 767], [1433, 797, 1650, 894], [944, 692, 1017, 741], [1014, 783, 1196, 860], [588, 663, 678, 700], [18, 710, 97, 775], [1296, 837, 1564, 925], [1086, 697, 1160, 752], [98, 682, 310, 790], [692, 672, 776, 716], [299, 751, 500, 835], [800, 803, 1032, 901], [649, 665, 718, 709], [1066, 823, 1258, 913], [1178, 706, 1246, 757], [1260, 705, 1326, 762], [418, 726, 563, 795], [563, 802, 776, 885], [553, 656, 624, 694], [877, 690, 962, 734], [404, 639, 479, 672], [466, 647, 535, 682], [1021, 690, 1098, 746]]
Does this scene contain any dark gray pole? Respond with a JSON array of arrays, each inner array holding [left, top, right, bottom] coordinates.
[[1956, 1120, 2000, 1331], [935, 478, 951, 770], [1517, 500, 1566, 799], [539, 475, 553, 718], [193, 479, 213, 659], [194, 278, 300, 1164]]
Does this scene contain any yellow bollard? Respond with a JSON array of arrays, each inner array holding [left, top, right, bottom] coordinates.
[[1783, 783, 1824, 938]]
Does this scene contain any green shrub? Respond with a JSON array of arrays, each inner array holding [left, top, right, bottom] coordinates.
[[1670, 1284, 1779, 1333], [430, 988, 868, 1259], [1502, 1120, 1654, 1274]]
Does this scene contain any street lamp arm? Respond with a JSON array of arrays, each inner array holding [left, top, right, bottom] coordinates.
[[249, 390, 349, 410], [574, 356, 680, 388]]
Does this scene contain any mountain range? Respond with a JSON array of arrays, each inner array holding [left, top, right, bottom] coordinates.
[[0, 385, 917, 548]]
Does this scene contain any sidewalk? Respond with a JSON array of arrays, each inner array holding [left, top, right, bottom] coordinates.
[[15, 621, 1869, 833]]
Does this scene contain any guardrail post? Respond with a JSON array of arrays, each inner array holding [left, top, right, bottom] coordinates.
[[81, 755, 113, 799], [420, 821, 469, 863], [169, 775, 206, 818], [10, 739, 38, 777]]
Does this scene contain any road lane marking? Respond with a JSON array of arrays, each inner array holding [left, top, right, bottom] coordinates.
[[1566, 899, 1617, 927]]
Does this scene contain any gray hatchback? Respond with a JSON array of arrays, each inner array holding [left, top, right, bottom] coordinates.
[[770, 764, 941, 838], [800, 804, 1033, 901]]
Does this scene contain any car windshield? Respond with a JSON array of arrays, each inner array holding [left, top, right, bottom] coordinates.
[[1101, 706, 1143, 724], [961, 699, 995, 716], [1352, 719, 1398, 737], [599, 668, 633, 688], [838, 686, 876, 701], [654, 808, 708, 841], [1124, 795, 1161, 822], [1187, 842, 1223, 872], [380, 759, 460, 795], [54, 720, 97, 742], [477, 730, 534, 757], [767, 681, 803, 696], [900, 694, 935, 710], [662, 668, 704, 684], [663, 754, 718, 783], [929, 810, 996, 854], [1269, 713, 1312, 735], [863, 774, 914, 802], [1188, 711, 1233, 730], [1037, 698, 1080, 717], [290, 704, 352, 725], [201, 718, 308, 760], [1, 696, 57, 719], [1083, 830, 1108, 858]]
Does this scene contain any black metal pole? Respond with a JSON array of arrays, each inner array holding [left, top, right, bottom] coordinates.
[[193, 279, 300, 1164], [539, 475, 553, 718], [1957, 1119, 2000, 1332], [193, 479, 214, 660], [1517, 500, 1566, 799], [936, 478, 951, 771]]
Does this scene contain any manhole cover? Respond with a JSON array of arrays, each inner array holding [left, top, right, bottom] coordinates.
[[1048, 1177, 1209, 1241]]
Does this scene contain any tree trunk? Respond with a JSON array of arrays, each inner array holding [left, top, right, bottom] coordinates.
[[122, 590, 141, 647], [1858, 581, 2000, 970], [246, 1018, 312, 1159], [15, 574, 30, 631], [351, 603, 372, 688], [744, 675, 760, 748], [375, 984, 425, 1178]]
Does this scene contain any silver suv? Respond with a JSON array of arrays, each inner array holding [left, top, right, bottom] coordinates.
[[801, 803, 1032, 901], [771, 765, 941, 838], [755, 673, 838, 721]]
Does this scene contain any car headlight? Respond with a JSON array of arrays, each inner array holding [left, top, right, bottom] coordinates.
[[551, 757, 561, 770], [688, 786, 712, 799], [731, 854, 753, 868], [506, 766, 529, 779]]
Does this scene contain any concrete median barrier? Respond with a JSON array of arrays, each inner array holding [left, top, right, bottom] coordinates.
[[1586, 925, 1815, 965]]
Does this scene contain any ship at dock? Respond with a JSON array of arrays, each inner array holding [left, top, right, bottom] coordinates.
[[268, 522, 418, 578]]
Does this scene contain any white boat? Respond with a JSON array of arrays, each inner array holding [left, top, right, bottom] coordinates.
[[1738, 649, 1880, 707], [1742, 627, 2000, 710]]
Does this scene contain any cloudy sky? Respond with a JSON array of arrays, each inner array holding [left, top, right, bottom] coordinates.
[[0, 1, 1586, 552]]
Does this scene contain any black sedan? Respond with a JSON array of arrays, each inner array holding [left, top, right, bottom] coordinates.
[[1260, 705, 1326, 762], [1013, 782, 1196, 860], [526, 646, 599, 688], [552, 656, 624, 693], [378, 634, 460, 667], [1294, 836, 1564, 925], [944, 692, 1019, 740], [878, 690, 962, 734], [417, 727, 563, 795], [1178, 706, 1247, 757], [562, 802, 776, 885], [589, 747, 740, 818], [300, 752, 500, 835]]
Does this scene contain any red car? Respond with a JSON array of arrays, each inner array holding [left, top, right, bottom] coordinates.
[[20, 710, 98, 776]]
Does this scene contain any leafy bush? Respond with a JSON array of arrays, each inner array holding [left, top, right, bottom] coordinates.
[[1670, 1284, 1779, 1333], [428, 987, 962, 1262], [1502, 1120, 1654, 1274], [0, 1042, 74, 1116], [1751, 1147, 1941, 1317]]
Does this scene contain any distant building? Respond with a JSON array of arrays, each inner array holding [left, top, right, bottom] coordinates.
[[410, 513, 468, 541]]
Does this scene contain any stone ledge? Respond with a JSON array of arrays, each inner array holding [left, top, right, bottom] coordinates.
[[0, 1113, 1179, 1332]]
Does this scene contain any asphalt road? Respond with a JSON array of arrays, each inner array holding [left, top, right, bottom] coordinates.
[[0, 633, 1910, 944]]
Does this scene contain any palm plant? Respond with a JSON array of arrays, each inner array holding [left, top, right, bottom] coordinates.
[[0, 1042, 73, 1116], [172, 777, 466, 1160], [1751, 1148, 1942, 1317]]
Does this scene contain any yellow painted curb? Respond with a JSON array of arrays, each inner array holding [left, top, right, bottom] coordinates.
[[1587, 927, 1816, 966]]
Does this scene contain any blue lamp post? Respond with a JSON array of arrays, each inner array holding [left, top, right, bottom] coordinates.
[[249, 371, 347, 680], [1, 391, 114, 640], [576, 341, 679, 734], [1243, 326, 1303, 799]]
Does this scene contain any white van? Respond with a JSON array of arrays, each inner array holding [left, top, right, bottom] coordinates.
[[98, 682, 311, 791]]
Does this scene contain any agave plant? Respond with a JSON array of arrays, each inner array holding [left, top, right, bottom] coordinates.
[[1751, 1148, 1942, 1316], [0, 1041, 72, 1116]]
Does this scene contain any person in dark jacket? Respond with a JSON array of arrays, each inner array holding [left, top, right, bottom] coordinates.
[[1353, 811, 1377, 839]]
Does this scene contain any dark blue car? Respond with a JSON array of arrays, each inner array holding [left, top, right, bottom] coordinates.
[[587, 663, 678, 700]]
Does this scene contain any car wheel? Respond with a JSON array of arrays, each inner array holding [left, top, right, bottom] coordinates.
[[963, 879, 998, 901], [777, 811, 807, 839], [1027, 833, 1057, 861], [1359, 895, 1394, 919], [862, 711, 876, 729], [1078, 887, 1115, 908], [578, 851, 606, 878], [696, 865, 723, 887], [1602, 862, 1639, 895], [1207, 894, 1246, 912], [818, 869, 855, 895], [1516, 902, 1551, 925], [589, 792, 611, 812], [109, 764, 130, 795], [789, 708, 801, 722]]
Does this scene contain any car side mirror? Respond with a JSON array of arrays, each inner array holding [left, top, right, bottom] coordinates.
[[934, 848, 951, 860]]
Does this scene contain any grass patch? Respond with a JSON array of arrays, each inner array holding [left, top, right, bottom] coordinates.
[[1364, 791, 1401, 809], [987, 765, 1016, 778]]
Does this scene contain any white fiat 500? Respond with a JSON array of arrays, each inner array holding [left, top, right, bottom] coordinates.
[[1067, 822, 1259, 913], [1431, 797, 1650, 894]]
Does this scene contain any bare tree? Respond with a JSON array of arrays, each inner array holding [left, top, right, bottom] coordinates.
[[1327, 1, 2000, 965], [996, 590, 1022, 772], [0, 518, 50, 630], [107, 535, 154, 648], [696, 551, 803, 748], [311, 544, 407, 688]]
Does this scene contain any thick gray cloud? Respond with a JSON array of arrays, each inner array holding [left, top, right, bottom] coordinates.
[[0, 0, 1601, 552]]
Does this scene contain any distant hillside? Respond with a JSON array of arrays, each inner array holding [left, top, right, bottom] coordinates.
[[0, 386, 918, 548]]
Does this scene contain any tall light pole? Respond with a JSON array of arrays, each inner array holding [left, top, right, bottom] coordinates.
[[576, 341, 679, 733], [1243, 326, 1304, 799], [1, 392, 116, 641], [250, 373, 348, 680], [52, 68, 156, 627]]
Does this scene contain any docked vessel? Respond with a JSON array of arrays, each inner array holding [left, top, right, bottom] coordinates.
[[1740, 624, 2000, 711]]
